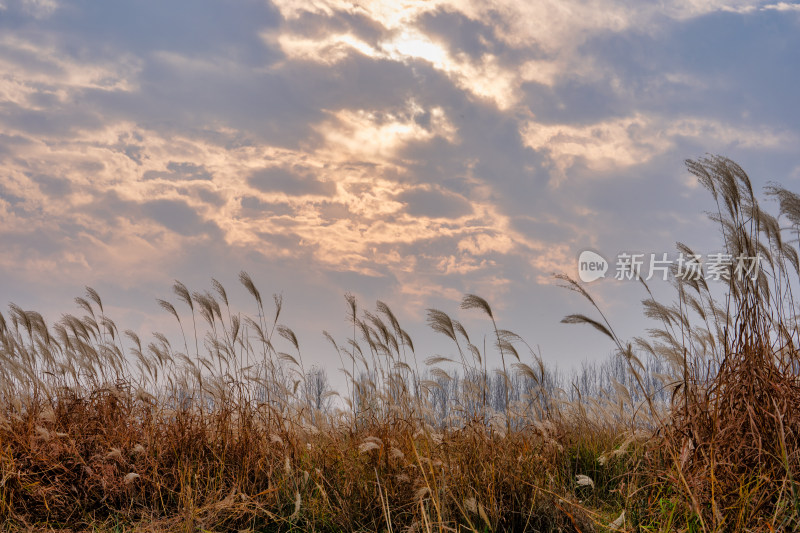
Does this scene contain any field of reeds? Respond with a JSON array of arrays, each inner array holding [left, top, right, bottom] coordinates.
[[1, 155, 799, 532]]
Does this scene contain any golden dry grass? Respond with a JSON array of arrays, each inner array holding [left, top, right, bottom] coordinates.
[[0, 156, 799, 532]]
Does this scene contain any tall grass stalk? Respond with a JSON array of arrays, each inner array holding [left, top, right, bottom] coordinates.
[[0, 156, 799, 531]]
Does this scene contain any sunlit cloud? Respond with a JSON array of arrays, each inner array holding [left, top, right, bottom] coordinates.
[[0, 100, 524, 291], [0, 35, 141, 95], [267, 0, 789, 117], [721, 1, 800, 12], [270, 0, 449, 28], [269, 24, 522, 108], [272, 32, 377, 64], [314, 104, 457, 163], [762, 2, 800, 11], [522, 114, 797, 180]]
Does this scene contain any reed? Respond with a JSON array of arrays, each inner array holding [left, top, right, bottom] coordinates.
[[0, 155, 797, 531]]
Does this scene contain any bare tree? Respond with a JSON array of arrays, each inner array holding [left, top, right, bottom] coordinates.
[[305, 365, 332, 413]]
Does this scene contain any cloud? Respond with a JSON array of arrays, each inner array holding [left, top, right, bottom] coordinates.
[[14, 0, 58, 18], [314, 104, 458, 163], [192, 186, 226, 207], [271, 20, 523, 108], [522, 114, 796, 179], [396, 186, 472, 218], [240, 195, 295, 218], [762, 2, 800, 11], [142, 162, 214, 182], [29, 173, 72, 197], [267, 0, 775, 112], [0, 34, 141, 94], [247, 167, 336, 197], [142, 198, 221, 237]]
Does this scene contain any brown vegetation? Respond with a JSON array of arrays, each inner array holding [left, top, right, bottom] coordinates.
[[0, 156, 798, 531]]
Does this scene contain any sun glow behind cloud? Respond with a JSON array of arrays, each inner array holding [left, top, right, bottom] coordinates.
[[270, 24, 523, 108]]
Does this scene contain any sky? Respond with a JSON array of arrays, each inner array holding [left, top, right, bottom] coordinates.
[[1, 0, 800, 384]]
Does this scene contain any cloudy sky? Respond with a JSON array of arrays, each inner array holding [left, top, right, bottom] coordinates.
[[1, 0, 799, 378]]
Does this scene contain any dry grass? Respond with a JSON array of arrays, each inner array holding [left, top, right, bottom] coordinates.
[[0, 282, 625, 532], [0, 155, 798, 532], [633, 156, 800, 532]]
